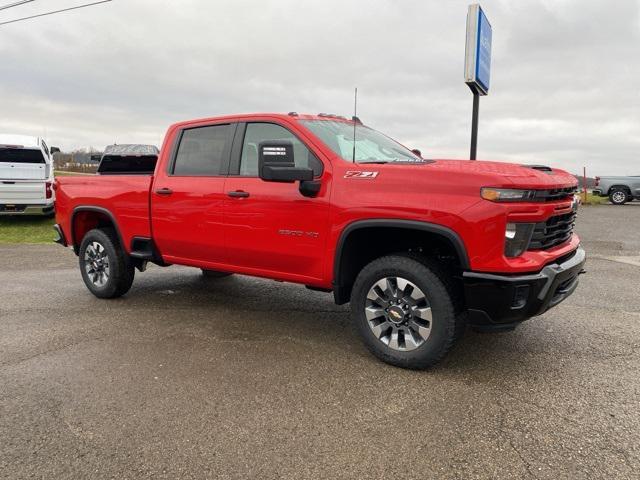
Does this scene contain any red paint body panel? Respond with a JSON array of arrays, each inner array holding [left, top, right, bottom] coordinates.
[[55, 113, 580, 289], [55, 175, 152, 251]]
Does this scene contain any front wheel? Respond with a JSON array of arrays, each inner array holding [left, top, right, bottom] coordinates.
[[351, 255, 461, 369], [79, 228, 135, 298]]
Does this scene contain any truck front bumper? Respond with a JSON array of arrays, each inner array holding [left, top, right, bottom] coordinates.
[[462, 246, 586, 330]]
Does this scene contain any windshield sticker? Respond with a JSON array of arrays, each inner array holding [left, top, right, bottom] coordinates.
[[344, 171, 379, 179]]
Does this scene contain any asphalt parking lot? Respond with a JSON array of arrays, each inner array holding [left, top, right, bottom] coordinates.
[[1, 205, 639, 479]]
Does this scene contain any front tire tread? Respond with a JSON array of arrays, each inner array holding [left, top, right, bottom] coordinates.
[[351, 254, 462, 369]]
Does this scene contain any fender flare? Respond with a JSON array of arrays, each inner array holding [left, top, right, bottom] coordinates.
[[332, 219, 470, 303], [607, 184, 632, 195], [70, 206, 124, 254]]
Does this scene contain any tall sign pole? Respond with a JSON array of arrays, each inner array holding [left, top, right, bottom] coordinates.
[[464, 4, 492, 160]]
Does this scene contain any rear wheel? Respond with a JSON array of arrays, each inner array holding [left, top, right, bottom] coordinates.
[[609, 188, 628, 205], [201, 269, 233, 279], [79, 228, 135, 298], [351, 255, 461, 369]]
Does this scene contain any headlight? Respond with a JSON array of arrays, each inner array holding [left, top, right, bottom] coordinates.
[[481, 188, 536, 202], [505, 222, 535, 257]]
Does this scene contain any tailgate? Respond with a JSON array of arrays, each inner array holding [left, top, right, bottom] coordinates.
[[0, 162, 47, 180], [0, 180, 46, 204]]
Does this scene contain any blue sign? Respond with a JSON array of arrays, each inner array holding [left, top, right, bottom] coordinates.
[[476, 8, 492, 93], [464, 4, 492, 95]]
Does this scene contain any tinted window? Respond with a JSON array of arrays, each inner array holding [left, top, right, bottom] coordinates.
[[173, 124, 231, 176], [239, 123, 323, 177], [0, 148, 45, 164], [98, 155, 158, 174]]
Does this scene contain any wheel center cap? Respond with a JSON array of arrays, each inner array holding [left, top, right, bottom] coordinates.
[[387, 306, 405, 324]]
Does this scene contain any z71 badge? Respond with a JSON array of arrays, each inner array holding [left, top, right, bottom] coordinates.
[[344, 171, 379, 179]]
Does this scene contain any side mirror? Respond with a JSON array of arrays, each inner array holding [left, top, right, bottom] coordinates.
[[411, 149, 422, 158], [90, 154, 102, 162], [258, 141, 313, 182], [257, 140, 321, 197], [50, 147, 61, 155]]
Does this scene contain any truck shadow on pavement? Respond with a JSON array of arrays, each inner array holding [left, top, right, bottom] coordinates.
[[118, 266, 567, 378]]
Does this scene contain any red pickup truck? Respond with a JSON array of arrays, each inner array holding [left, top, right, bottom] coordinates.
[[54, 113, 585, 369]]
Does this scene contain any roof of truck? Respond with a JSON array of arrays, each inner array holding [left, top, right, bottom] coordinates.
[[0, 134, 41, 149], [170, 113, 357, 129]]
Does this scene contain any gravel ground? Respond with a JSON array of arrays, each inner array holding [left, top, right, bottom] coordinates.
[[0, 204, 638, 479]]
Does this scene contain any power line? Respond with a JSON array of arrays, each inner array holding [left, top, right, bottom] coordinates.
[[0, 0, 111, 26], [0, 0, 35, 12]]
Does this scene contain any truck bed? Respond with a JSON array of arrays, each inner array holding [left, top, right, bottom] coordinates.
[[55, 174, 153, 252]]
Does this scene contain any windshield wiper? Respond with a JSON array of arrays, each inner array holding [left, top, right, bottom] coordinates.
[[358, 161, 388, 164]]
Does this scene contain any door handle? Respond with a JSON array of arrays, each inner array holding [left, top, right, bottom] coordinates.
[[155, 188, 173, 196], [227, 190, 250, 198]]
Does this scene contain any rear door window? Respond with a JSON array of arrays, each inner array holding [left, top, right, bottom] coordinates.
[[0, 149, 46, 164], [172, 124, 233, 176]]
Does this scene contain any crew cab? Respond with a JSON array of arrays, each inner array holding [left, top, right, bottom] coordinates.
[[53, 113, 586, 369], [0, 134, 57, 216]]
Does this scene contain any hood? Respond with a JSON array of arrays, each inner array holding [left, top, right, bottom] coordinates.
[[424, 159, 578, 189]]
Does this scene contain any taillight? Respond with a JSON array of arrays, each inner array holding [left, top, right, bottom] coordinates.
[[45, 181, 53, 199], [595, 176, 600, 187]]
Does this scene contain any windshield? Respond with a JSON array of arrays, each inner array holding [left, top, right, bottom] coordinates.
[[0, 148, 45, 164], [300, 120, 423, 163]]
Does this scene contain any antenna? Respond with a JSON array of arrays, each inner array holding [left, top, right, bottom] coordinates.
[[352, 87, 357, 163]]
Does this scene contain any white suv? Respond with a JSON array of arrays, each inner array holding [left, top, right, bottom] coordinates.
[[0, 135, 57, 216]]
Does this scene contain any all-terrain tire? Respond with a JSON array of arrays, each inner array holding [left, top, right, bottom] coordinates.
[[79, 228, 135, 298], [351, 255, 462, 369]]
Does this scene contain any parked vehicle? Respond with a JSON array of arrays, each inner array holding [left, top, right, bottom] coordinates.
[[0, 134, 58, 216], [53, 113, 586, 369], [593, 176, 640, 205], [97, 144, 159, 175]]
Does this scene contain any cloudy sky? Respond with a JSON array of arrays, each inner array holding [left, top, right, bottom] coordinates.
[[1, 0, 638, 175]]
